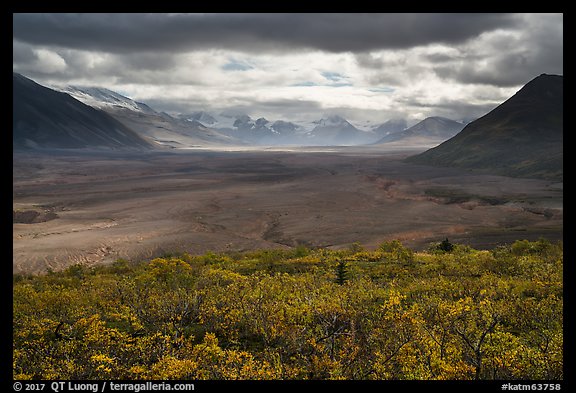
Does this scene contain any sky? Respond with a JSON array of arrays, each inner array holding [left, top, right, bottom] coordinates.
[[12, 13, 563, 126]]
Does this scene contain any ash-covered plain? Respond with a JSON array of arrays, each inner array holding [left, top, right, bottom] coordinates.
[[13, 146, 562, 274]]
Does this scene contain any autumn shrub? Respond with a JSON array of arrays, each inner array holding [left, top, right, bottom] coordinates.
[[13, 240, 562, 380]]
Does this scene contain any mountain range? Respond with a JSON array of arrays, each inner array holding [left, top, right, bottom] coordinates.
[[14, 73, 467, 150], [182, 112, 382, 146], [13, 72, 563, 181], [407, 74, 563, 181], [48, 78, 469, 148], [59, 85, 243, 148]]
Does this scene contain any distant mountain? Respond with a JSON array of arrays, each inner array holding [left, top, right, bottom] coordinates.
[[406, 74, 563, 181], [181, 111, 382, 146], [180, 111, 238, 130], [185, 111, 218, 125], [231, 115, 277, 142], [306, 115, 378, 145], [270, 120, 298, 136], [372, 118, 408, 138], [376, 116, 465, 145], [56, 87, 242, 148], [230, 116, 309, 144], [13, 73, 152, 150]]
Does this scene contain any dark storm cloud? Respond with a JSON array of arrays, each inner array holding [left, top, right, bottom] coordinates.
[[425, 52, 458, 63], [406, 98, 502, 122], [431, 14, 563, 87], [13, 13, 518, 54], [12, 40, 37, 63], [12, 41, 187, 85], [435, 58, 535, 87], [12, 13, 562, 123]]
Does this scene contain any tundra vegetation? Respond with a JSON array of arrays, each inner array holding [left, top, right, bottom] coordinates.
[[13, 239, 562, 380]]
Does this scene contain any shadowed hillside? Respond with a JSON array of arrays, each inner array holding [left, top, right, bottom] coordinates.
[[407, 74, 563, 181], [13, 73, 152, 150]]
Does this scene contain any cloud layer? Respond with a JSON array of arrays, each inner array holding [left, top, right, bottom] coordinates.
[[13, 13, 563, 124], [13, 13, 519, 53]]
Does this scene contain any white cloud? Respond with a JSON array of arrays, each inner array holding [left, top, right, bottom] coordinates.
[[13, 47, 68, 75], [36, 49, 67, 73]]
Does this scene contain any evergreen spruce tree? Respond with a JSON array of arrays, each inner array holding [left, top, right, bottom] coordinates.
[[335, 260, 349, 285], [439, 238, 455, 252]]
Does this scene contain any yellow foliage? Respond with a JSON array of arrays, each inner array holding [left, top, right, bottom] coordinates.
[[12, 240, 563, 380]]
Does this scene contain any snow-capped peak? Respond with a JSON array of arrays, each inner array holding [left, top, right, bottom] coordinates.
[[254, 117, 270, 127], [313, 115, 352, 128], [233, 115, 255, 128], [56, 85, 156, 114], [186, 111, 217, 125]]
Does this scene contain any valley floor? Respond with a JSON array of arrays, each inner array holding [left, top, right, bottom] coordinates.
[[13, 146, 563, 274]]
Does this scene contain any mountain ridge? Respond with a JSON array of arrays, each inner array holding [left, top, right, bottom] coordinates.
[[376, 116, 465, 145], [51, 83, 244, 148], [57, 85, 157, 115]]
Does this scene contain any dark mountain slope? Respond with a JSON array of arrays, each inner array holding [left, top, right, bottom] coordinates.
[[13, 73, 152, 150], [406, 74, 563, 181]]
